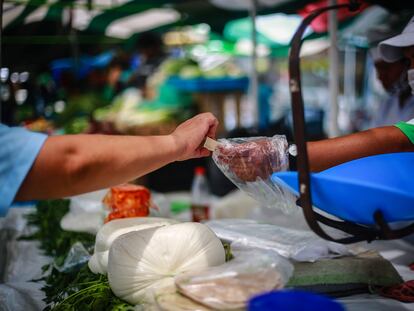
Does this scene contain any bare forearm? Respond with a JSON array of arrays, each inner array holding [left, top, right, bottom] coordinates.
[[16, 134, 181, 200], [308, 126, 414, 172]]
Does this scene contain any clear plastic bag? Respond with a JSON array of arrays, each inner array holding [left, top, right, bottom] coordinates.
[[206, 219, 350, 262], [212, 135, 296, 213], [54, 242, 91, 273], [175, 245, 294, 310], [154, 285, 211, 311]]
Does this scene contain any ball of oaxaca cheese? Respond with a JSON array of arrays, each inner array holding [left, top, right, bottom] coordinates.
[[107, 222, 226, 304], [88, 217, 178, 274]]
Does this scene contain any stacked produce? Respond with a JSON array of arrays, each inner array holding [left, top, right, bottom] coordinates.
[[93, 88, 176, 133], [157, 57, 245, 81]]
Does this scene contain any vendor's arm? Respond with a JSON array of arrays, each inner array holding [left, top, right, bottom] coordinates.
[[15, 113, 218, 201], [308, 125, 414, 172]]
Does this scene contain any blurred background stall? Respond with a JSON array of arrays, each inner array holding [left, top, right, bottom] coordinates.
[[1, 0, 414, 194]]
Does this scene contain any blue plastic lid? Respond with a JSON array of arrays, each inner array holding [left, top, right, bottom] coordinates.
[[248, 291, 345, 311]]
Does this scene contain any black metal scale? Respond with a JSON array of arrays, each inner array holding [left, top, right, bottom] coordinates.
[[288, 0, 414, 243]]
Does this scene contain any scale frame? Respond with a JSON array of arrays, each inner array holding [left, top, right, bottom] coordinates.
[[288, 0, 414, 243]]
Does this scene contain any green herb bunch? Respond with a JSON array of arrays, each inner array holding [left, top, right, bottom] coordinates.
[[23, 199, 134, 311], [42, 265, 134, 311], [22, 199, 95, 265]]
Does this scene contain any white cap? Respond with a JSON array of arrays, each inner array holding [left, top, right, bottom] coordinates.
[[369, 47, 382, 62], [379, 16, 414, 62]]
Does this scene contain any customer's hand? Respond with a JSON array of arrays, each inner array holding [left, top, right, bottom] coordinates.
[[171, 113, 219, 161]]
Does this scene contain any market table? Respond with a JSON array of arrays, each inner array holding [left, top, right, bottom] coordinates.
[[0, 205, 413, 311]]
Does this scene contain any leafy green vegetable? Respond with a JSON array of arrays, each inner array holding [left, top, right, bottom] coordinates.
[[42, 265, 134, 311], [21, 199, 95, 266], [23, 200, 135, 311], [64, 117, 89, 134]]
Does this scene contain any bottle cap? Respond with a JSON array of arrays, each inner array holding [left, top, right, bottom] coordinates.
[[248, 290, 345, 311], [195, 166, 206, 176]]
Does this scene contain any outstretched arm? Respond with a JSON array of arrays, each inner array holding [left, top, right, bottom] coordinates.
[[15, 113, 218, 201], [308, 125, 414, 172]]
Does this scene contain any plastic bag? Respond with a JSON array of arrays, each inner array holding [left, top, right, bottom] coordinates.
[[54, 242, 91, 273], [175, 245, 294, 310], [212, 135, 296, 213], [206, 219, 350, 262], [154, 285, 211, 311]]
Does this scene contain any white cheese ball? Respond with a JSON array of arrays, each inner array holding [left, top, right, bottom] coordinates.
[[88, 217, 178, 274], [108, 222, 226, 304]]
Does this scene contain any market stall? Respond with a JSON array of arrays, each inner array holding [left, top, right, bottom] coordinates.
[[1, 191, 413, 310], [2, 0, 414, 310]]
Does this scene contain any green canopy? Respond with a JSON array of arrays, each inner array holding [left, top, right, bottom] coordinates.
[[223, 13, 318, 57], [4, 0, 319, 37]]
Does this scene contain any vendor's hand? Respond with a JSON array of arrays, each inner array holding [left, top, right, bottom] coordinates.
[[171, 113, 219, 161], [215, 139, 283, 182]]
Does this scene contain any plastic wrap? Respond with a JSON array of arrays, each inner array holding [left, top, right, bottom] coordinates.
[[103, 184, 153, 222], [0, 207, 48, 311], [206, 219, 350, 262], [154, 286, 211, 311], [212, 136, 296, 213], [54, 242, 91, 272], [175, 245, 293, 310]]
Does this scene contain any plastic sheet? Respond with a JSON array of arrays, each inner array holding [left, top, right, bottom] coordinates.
[[0, 207, 48, 311], [212, 136, 296, 213], [176, 245, 293, 310], [206, 219, 350, 262], [60, 190, 107, 234], [0, 282, 45, 311], [211, 190, 258, 220], [4, 240, 50, 283]]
